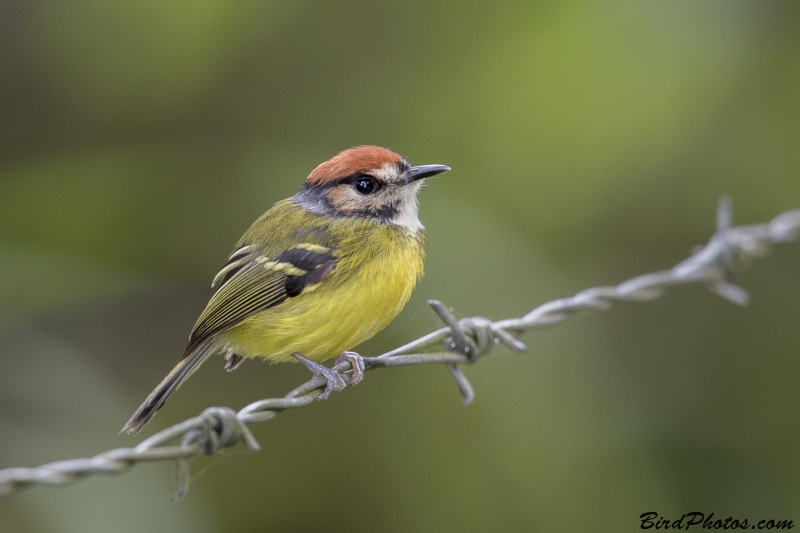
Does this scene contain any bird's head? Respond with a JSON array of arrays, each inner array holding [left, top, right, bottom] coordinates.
[[293, 146, 449, 231]]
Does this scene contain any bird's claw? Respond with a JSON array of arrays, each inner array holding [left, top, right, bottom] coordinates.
[[314, 367, 348, 401], [335, 351, 365, 387], [291, 352, 348, 400]]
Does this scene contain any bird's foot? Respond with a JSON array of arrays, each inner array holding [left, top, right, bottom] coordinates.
[[291, 352, 347, 400], [335, 351, 365, 387]]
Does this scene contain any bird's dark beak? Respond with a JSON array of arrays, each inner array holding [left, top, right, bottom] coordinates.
[[404, 164, 450, 184]]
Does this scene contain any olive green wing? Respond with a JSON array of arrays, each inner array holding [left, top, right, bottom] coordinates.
[[183, 243, 337, 357]]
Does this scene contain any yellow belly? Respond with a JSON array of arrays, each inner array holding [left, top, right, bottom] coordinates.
[[220, 229, 424, 363]]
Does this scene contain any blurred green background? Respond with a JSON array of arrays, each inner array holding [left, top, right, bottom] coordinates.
[[2, 1, 800, 531]]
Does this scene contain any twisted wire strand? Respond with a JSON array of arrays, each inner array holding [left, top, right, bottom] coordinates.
[[1, 200, 799, 499]]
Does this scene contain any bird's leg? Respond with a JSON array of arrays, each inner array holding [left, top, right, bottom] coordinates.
[[224, 351, 245, 372], [291, 352, 347, 400], [334, 351, 365, 387]]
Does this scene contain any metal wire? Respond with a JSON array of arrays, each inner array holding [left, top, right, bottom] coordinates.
[[1, 199, 799, 500]]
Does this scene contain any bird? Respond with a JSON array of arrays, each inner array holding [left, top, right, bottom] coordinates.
[[122, 146, 450, 433]]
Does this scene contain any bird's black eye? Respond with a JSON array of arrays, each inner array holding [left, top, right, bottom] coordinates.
[[355, 176, 378, 195]]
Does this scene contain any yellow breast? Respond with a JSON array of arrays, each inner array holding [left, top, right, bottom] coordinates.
[[221, 223, 425, 363]]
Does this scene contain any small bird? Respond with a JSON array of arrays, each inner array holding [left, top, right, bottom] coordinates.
[[122, 146, 449, 433]]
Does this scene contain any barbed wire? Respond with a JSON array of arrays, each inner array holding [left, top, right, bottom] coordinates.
[[1, 199, 799, 500]]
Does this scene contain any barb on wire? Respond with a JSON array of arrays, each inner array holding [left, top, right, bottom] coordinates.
[[1, 199, 799, 500]]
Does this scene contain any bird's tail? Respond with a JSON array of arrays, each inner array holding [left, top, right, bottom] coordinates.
[[121, 342, 215, 434]]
